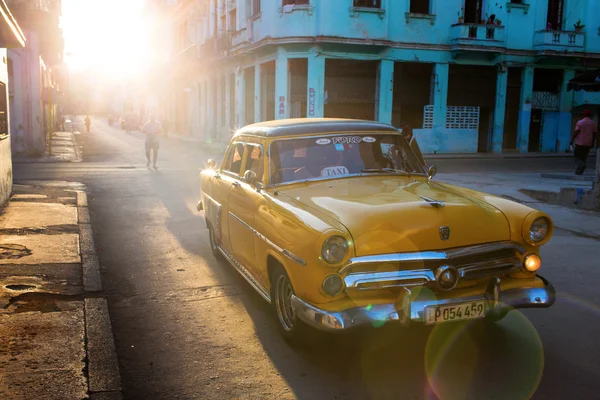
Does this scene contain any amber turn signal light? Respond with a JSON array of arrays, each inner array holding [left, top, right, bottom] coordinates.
[[523, 254, 542, 272]]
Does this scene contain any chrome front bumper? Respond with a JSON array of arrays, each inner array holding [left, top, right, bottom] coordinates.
[[291, 276, 556, 332]]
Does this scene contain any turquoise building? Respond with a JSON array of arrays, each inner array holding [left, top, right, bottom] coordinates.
[[155, 0, 600, 154]]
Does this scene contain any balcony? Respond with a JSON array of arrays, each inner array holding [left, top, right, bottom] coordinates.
[[450, 24, 506, 54], [533, 30, 585, 54], [574, 91, 600, 107]]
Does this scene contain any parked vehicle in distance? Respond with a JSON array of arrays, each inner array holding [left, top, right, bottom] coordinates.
[[198, 118, 555, 343]]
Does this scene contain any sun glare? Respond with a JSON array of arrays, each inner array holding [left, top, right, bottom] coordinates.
[[61, 0, 150, 81]]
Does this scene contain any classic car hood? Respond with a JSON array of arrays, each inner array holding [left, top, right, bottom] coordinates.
[[277, 176, 510, 256]]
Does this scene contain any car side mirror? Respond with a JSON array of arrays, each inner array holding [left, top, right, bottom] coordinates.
[[207, 159, 217, 169], [427, 165, 437, 180], [244, 170, 257, 186], [409, 137, 426, 169]]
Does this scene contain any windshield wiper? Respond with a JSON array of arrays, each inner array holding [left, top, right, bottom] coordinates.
[[361, 168, 411, 176]]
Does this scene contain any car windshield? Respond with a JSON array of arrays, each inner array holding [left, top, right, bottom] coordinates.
[[269, 133, 423, 185]]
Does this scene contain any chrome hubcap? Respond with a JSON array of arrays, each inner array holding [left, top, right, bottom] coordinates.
[[275, 275, 295, 331]]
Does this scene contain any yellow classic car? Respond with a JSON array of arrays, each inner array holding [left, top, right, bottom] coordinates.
[[198, 118, 555, 342]]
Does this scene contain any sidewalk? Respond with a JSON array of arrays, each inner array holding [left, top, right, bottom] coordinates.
[[12, 131, 82, 164], [0, 182, 122, 399]]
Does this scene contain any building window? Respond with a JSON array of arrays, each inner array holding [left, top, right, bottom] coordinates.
[[0, 83, 7, 137], [252, 0, 261, 15], [283, 0, 309, 5], [410, 0, 430, 14], [353, 0, 381, 8]]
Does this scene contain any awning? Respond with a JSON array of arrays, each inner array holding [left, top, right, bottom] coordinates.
[[567, 69, 600, 92], [0, 1, 26, 48]]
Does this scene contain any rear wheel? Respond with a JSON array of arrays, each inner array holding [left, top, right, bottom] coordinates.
[[271, 266, 311, 345]]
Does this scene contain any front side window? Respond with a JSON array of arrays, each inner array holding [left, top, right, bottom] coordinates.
[[353, 0, 381, 8], [223, 143, 244, 175], [269, 134, 422, 185]]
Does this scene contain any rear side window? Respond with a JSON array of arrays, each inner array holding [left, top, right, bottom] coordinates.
[[224, 143, 244, 175]]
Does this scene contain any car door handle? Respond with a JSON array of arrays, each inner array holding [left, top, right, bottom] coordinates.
[[232, 181, 241, 188]]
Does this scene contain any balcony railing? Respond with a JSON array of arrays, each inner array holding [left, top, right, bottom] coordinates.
[[574, 90, 600, 107], [533, 30, 585, 52], [450, 23, 506, 48]]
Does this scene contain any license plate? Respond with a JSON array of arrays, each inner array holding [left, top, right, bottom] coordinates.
[[424, 301, 486, 325]]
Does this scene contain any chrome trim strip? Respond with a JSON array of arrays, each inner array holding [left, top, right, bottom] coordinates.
[[228, 212, 307, 266], [217, 246, 271, 304], [339, 242, 525, 274], [292, 275, 556, 332]]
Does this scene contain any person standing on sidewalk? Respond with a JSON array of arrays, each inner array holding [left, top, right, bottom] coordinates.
[[142, 114, 163, 169], [85, 115, 91, 133], [571, 110, 597, 175]]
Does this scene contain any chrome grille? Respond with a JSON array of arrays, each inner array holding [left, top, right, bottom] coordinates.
[[343, 242, 523, 291]]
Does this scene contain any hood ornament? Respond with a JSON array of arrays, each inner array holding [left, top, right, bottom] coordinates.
[[420, 195, 445, 208], [439, 226, 451, 241]]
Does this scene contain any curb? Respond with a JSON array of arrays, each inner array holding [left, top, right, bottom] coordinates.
[[84, 298, 123, 399], [76, 189, 123, 399]]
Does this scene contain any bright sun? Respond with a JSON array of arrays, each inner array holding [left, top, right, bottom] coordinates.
[[61, 0, 150, 81]]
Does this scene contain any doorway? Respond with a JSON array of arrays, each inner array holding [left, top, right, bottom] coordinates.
[[546, 0, 564, 30], [528, 109, 542, 152], [464, 0, 483, 24]]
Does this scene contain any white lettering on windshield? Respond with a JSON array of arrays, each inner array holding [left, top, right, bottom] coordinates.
[[332, 136, 362, 144]]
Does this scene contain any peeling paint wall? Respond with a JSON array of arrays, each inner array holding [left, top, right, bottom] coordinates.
[[0, 48, 13, 206]]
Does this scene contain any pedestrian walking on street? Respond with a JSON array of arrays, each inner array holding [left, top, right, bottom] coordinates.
[[571, 109, 597, 175], [142, 114, 163, 169], [85, 115, 91, 133]]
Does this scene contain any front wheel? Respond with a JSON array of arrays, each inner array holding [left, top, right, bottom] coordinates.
[[208, 224, 222, 259], [271, 266, 312, 345]]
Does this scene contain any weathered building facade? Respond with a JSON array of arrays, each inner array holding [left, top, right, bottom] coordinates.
[[158, 0, 600, 153], [0, 0, 26, 205], [6, 0, 64, 156]]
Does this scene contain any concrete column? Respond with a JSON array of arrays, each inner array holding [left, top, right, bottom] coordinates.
[[517, 66, 535, 153], [558, 69, 576, 151], [254, 63, 262, 123], [274, 51, 289, 120], [492, 69, 508, 153], [307, 52, 325, 118], [206, 78, 215, 138], [216, 75, 223, 131], [235, 69, 246, 128], [432, 63, 449, 131], [376, 60, 394, 125], [224, 73, 231, 133]]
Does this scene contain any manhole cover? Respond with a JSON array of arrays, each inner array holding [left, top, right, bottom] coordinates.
[[5, 284, 36, 291]]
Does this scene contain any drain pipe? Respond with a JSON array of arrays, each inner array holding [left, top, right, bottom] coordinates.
[[594, 149, 600, 209]]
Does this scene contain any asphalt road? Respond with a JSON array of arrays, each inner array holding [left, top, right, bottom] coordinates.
[[13, 118, 600, 400]]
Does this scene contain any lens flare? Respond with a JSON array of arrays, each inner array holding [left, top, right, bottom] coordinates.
[[425, 310, 544, 400]]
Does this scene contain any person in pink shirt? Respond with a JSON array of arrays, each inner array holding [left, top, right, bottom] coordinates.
[[571, 109, 597, 175]]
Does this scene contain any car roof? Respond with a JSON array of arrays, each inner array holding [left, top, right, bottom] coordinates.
[[233, 118, 399, 138]]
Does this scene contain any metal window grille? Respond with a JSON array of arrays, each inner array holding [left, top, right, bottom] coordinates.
[[423, 105, 480, 130], [532, 92, 560, 111]]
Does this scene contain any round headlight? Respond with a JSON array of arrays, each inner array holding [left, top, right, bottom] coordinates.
[[530, 217, 550, 243], [322, 275, 344, 296], [321, 236, 348, 264]]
